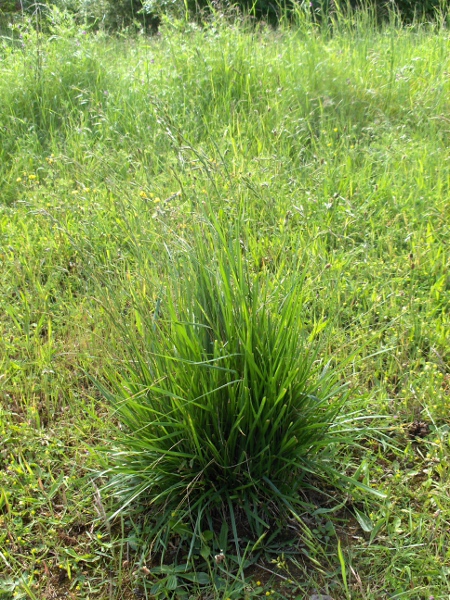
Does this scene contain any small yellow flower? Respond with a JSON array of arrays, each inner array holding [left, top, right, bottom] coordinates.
[[28, 174, 37, 180], [333, 127, 338, 132], [153, 197, 161, 203], [139, 190, 148, 198], [256, 581, 261, 586], [16, 177, 22, 183]]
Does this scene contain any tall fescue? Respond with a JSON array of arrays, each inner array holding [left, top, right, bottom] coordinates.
[[100, 211, 358, 555]]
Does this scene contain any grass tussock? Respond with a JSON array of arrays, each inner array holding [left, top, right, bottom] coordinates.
[[101, 212, 362, 558]]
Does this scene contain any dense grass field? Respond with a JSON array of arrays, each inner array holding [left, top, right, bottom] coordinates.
[[1, 8, 450, 599]]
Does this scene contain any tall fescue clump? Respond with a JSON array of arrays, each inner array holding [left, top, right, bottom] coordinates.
[[102, 213, 354, 554]]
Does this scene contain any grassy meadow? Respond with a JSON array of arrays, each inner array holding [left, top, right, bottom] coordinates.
[[1, 8, 450, 599]]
